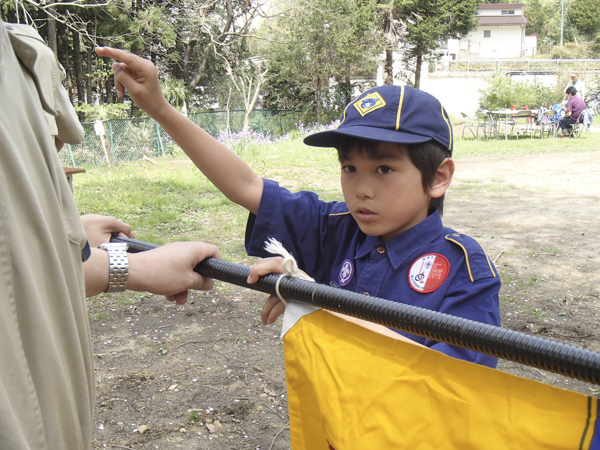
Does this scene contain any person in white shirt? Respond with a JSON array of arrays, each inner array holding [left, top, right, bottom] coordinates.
[[562, 72, 586, 103]]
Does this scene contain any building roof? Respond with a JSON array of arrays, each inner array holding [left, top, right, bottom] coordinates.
[[478, 3, 525, 9], [478, 15, 527, 27]]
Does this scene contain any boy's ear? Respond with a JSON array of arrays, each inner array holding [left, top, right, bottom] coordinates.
[[429, 158, 455, 199]]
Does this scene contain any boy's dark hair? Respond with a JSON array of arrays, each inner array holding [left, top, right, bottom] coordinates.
[[336, 137, 451, 216], [566, 86, 577, 96]]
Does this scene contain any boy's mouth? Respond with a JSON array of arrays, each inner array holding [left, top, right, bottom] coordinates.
[[355, 207, 377, 221]]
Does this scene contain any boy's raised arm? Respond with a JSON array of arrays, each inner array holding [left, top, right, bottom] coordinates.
[[94, 46, 263, 214]]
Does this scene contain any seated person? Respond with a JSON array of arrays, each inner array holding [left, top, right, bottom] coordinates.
[[559, 86, 586, 138], [96, 46, 502, 368]]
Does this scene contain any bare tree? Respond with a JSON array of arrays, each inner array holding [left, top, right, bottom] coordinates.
[[228, 60, 269, 134]]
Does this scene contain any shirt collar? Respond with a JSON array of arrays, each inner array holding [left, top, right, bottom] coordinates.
[[356, 211, 445, 269]]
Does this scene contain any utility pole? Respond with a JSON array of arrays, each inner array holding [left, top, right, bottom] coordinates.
[[560, 0, 564, 46]]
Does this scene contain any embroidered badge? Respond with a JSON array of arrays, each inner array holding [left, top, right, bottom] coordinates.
[[408, 253, 450, 293], [353, 92, 386, 117], [338, 259, 354, 286]]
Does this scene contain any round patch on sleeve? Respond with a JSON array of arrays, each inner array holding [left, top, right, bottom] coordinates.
[[408, 253, 450, 293], [338, 259, 354, 286]]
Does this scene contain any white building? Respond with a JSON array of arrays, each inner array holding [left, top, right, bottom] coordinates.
[[449, 3, 535, 59]]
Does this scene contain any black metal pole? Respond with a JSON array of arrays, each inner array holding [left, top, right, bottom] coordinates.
[[112, 235, 600, 384]]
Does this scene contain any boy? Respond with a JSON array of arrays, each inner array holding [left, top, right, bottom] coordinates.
[[96, 47, 501, 368]]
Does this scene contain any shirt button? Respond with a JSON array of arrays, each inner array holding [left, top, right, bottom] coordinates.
[[377, 246, 386, 254]]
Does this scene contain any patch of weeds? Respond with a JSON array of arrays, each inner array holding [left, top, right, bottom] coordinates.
[[500, 294, 517, 304], [188, 411, 200, 422], [534, 308, 543, 319], [216, 282, 234, 295], [541, 246, 561, 255], [499, 270, 515, 285], [517, 275, 540, 287], [117, 295, 132, 306], [88, 309, 108, 321], [516, 306, 533, 315], [558, 310, 577, 317]]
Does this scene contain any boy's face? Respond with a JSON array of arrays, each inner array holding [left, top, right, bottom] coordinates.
[[340, 142, 431, 241]]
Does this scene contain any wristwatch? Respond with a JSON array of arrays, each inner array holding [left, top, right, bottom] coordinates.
[[99, 242, 129, 292]]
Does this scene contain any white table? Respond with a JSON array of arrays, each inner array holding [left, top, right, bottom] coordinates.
[[490, 110, 532, 140]]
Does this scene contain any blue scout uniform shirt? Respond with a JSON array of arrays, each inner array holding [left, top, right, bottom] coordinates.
[[246, 179, 501, 368]]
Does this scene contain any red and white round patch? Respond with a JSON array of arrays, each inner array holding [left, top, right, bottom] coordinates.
[[408, 253, 450, 293]]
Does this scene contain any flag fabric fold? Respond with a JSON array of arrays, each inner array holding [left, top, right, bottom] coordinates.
[[283, 309, 600, 449]]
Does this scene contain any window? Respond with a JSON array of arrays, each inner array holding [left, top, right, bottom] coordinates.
[[501, 9, 515, 14], [484, 30, 491, 38]]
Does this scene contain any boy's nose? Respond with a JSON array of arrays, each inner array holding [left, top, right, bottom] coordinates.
[[354, 175, 374, 199]]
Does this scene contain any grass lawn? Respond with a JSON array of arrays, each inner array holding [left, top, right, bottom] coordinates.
[[73, 132, 600, 262]]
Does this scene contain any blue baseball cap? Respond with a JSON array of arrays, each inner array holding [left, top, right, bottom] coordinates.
[[304, 85, 453, 155]]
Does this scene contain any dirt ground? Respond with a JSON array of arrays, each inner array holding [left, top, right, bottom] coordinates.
[[89, 150, 600, 450]]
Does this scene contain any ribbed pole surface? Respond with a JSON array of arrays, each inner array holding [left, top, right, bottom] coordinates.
[[112, 236, 600, 384]]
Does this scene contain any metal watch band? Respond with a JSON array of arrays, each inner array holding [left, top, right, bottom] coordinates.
[[99, 242, 129, 293]]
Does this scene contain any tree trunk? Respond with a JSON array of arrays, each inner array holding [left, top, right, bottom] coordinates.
[[47, 7, 57, 55], [384, 48, 394, 85], [60, 24, 74, 103], [345, 75, 352, 105], [315, 78, 322, 124], [105, 59, 114, 104], [414, 54, 422, 90], [86, 40, 93, 105], [73, 31, 85, 119]]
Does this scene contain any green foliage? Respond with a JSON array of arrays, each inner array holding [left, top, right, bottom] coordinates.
[[550, 43, 594, 59], [525, 0, 553, 45], [478, 73, 559, 110], [258, 0, 383, 123], [398, 0, 479, 56], [74, 103, 131, 122], [568, 0, 600, 39], [161, 78, 191, 110]]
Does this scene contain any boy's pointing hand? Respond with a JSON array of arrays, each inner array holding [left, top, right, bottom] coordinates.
[[94, 46, 169, 118]]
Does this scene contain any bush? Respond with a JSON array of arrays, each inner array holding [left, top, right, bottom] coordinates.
[[550, 42, 593, 59], [479, 72, 560, 110]]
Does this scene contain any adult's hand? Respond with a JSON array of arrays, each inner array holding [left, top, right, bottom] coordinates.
[[127, 242, 220, 305], [81, 214, 134, 248]]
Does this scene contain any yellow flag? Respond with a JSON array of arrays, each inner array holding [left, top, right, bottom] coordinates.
[[283, 310, 599, 449]]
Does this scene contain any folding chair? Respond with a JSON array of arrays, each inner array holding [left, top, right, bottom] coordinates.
[[460, 112, 477, 139], [513, 110, 534, 139], [571, 121, 584, 138], [475, 111, 494, 140], [539, 110, 558, 139]]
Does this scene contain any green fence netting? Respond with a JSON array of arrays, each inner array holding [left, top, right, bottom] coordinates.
[[60, 109, 302, 168]]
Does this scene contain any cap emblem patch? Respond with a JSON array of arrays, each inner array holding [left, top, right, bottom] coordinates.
[[338, 259, 354, 286], [408, 253, 450, 293], [354, 92, 386, 117]]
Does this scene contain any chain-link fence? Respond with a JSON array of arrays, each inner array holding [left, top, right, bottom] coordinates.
[[60, 109, 302, 167]]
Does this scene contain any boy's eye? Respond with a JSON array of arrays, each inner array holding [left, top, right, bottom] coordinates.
[[377, 166, 393, 174], [342, 165, 356, 173]]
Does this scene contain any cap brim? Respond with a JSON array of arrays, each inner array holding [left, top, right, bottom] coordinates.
[[304, 126, 433, 148]]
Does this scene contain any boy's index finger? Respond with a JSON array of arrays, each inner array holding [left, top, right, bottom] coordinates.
[[95, 46, 141, 66]]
